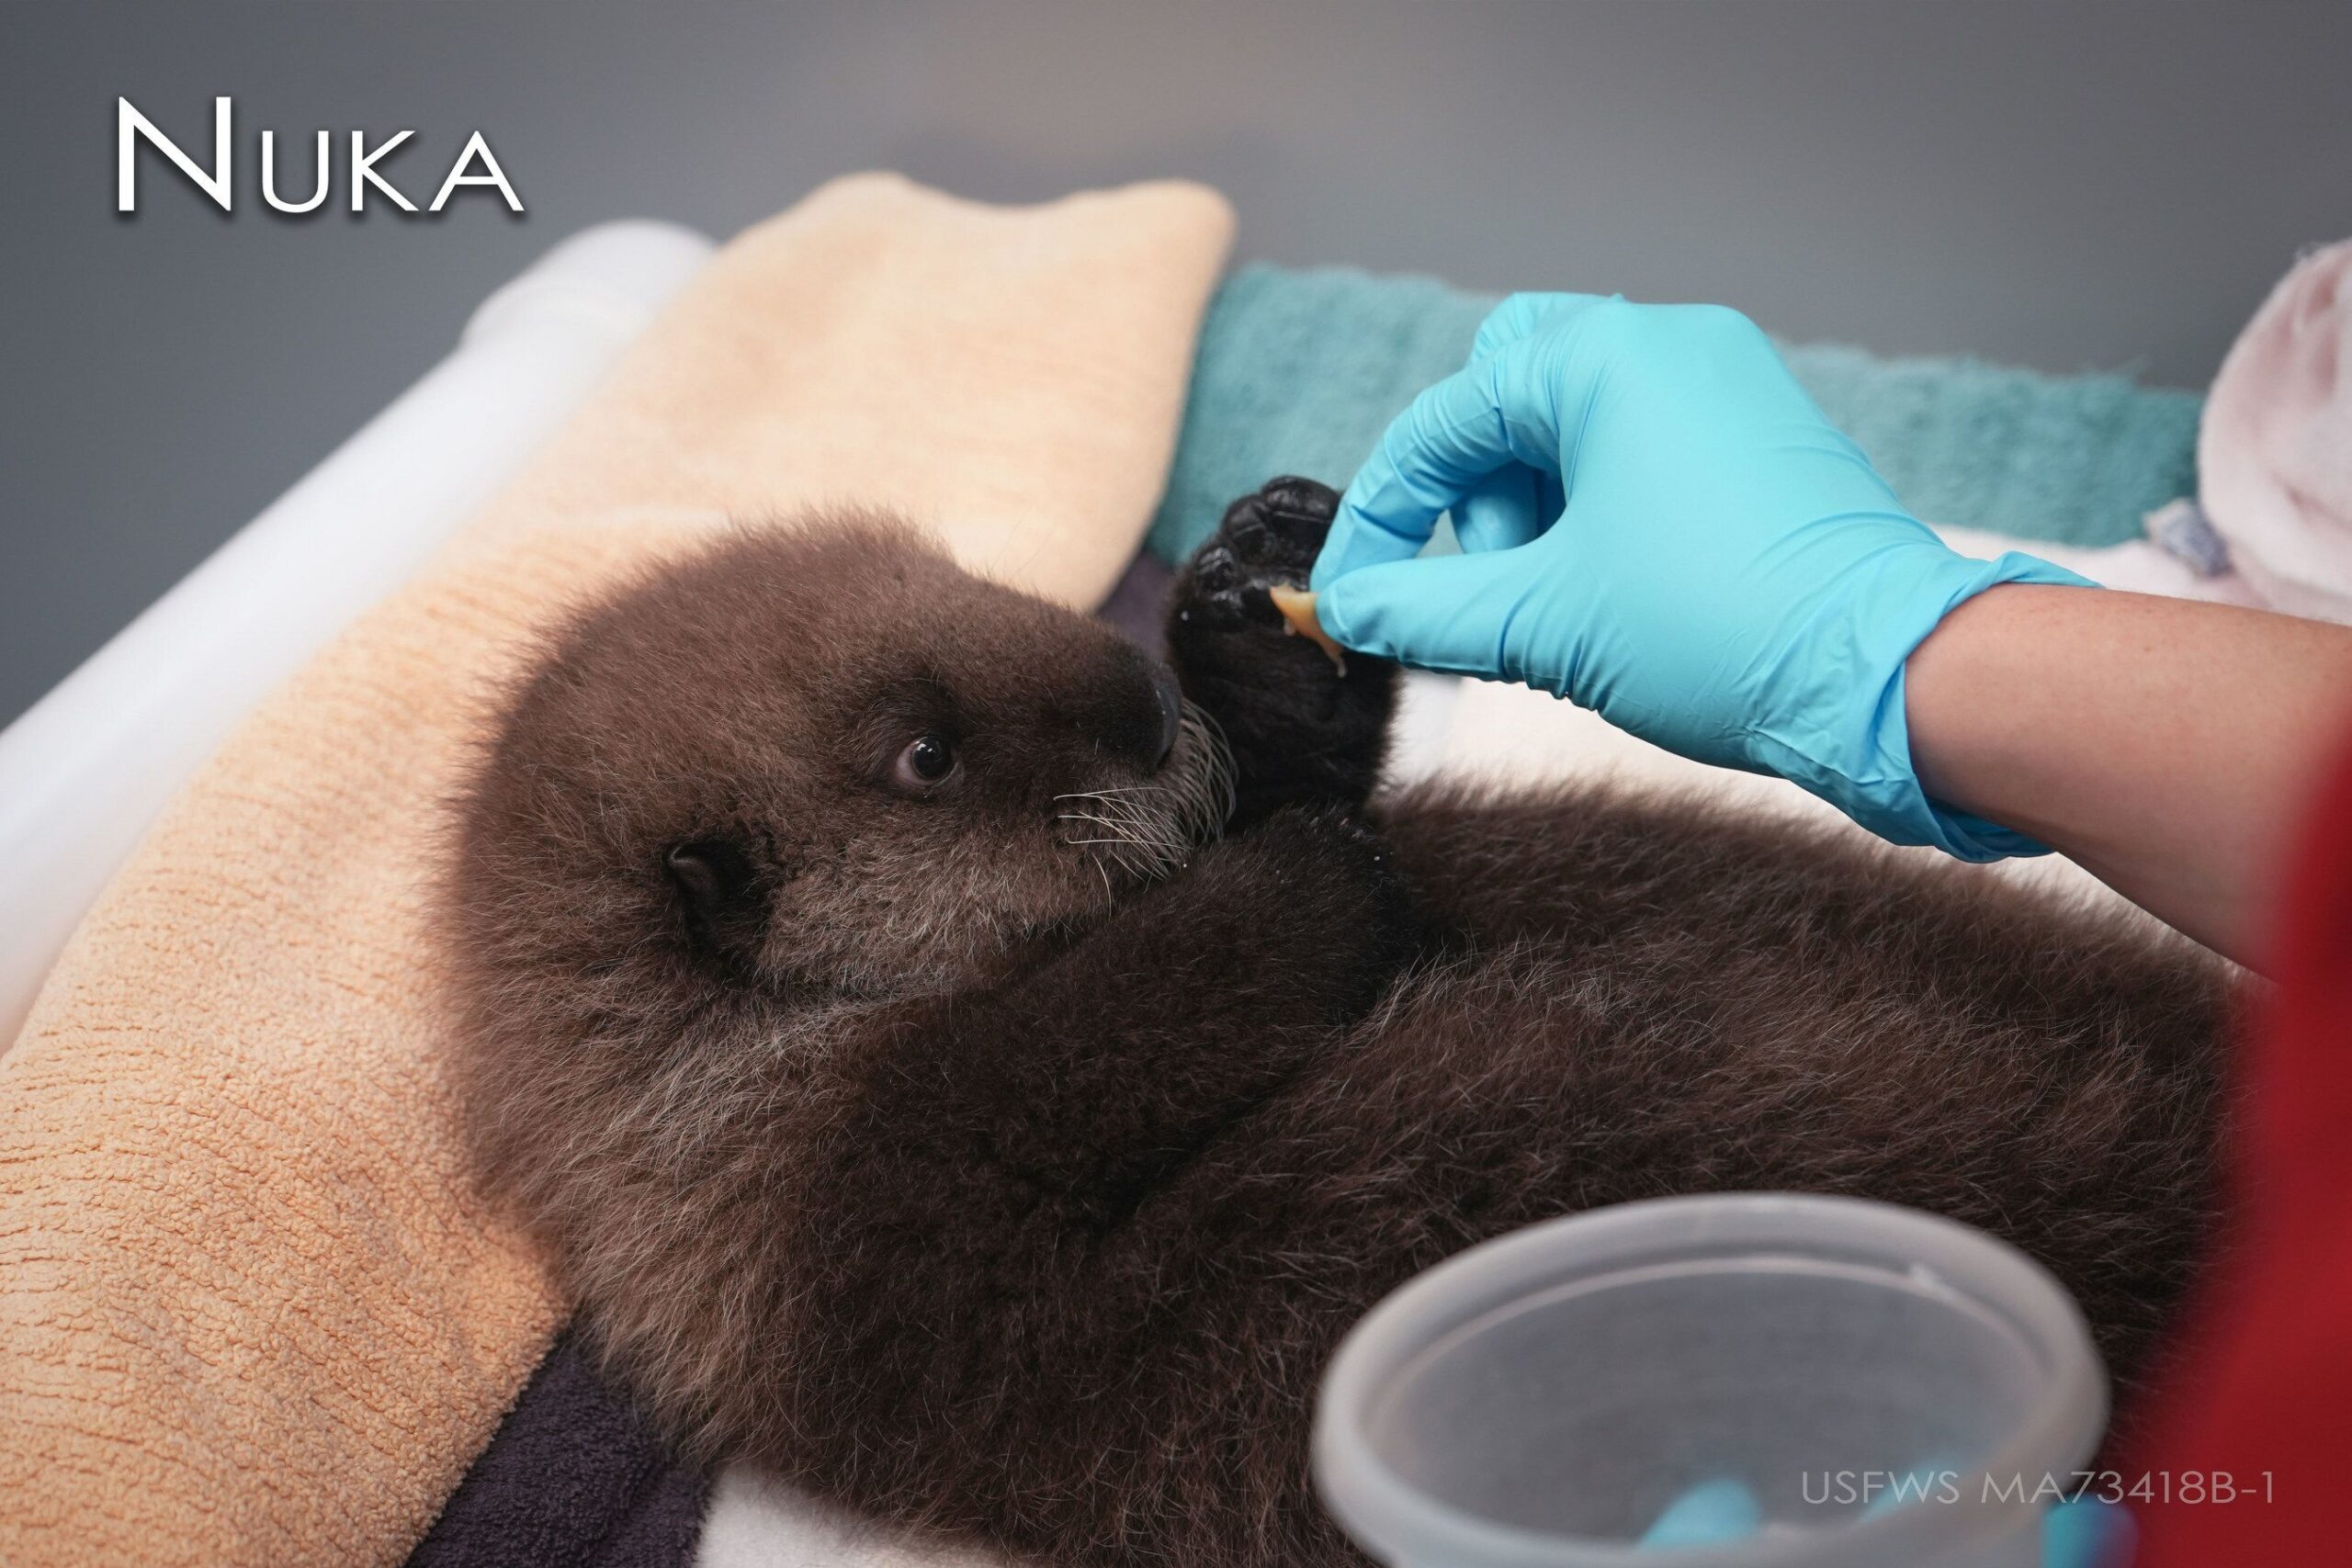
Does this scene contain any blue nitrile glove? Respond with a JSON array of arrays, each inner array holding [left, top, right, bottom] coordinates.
[[1309, 292, 2096, 860], [1639, 1478, 1760, 1547], [2044, 1497, 2137, 1567]]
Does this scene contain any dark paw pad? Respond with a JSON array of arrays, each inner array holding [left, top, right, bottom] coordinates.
[[1187, 477, 1340, 629]]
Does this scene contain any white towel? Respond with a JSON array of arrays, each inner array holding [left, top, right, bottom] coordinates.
[[2200, 239, 2352, 624]]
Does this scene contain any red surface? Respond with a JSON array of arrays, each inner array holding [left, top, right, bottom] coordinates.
[[2131, 728, 2352, 1564]]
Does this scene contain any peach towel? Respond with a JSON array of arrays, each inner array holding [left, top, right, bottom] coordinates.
[[0, 173, 1232, 1566]]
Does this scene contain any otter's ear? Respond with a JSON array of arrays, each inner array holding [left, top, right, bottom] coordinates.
[[664, 838, 760, 931]]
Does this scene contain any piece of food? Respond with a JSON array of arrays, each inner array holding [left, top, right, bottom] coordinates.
[[1267, 585, 1347, 675]]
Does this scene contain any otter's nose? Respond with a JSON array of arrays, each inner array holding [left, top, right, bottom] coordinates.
[[1147, 660, 1184, 769]]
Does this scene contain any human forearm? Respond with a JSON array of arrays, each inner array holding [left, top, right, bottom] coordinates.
[[1904, 584, 2352, 967]]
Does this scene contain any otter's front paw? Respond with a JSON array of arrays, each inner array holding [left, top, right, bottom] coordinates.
[[1167, 478, 1397, 826], [1184, 477, 1340, 634]]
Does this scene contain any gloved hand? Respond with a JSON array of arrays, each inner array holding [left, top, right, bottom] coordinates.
[[1309, 292, 2094, 859]]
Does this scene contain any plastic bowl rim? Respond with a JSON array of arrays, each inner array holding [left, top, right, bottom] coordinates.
[[1310, 1190, 2109, 1568]]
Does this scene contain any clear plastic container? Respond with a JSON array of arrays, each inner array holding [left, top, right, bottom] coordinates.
[[1313, 1193, 2107, 1568]]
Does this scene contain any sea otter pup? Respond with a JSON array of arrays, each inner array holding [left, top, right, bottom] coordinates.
[[438, 479, 2232, 1568]]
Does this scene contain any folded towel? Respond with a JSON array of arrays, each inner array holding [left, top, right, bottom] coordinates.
[[2199, 239, 2352, 624], [408, 1332, 707, 1568], [0, 172, 1231, 1568], [1148, 264, 2202, 566]]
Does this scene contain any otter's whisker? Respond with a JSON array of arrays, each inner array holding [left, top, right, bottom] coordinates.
[[1054, 711, 1235, 887]]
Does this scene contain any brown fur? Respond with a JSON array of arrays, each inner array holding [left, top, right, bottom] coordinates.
[[437, 482, 2234, 1568]]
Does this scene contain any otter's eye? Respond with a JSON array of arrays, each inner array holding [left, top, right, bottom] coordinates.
[[892, 733, 956, 792]]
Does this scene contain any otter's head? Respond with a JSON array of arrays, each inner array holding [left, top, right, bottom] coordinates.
[[447, 516, 1231, 1007]]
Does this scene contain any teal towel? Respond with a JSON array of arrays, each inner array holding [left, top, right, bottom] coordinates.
[[1148, 265, 2203, 565]]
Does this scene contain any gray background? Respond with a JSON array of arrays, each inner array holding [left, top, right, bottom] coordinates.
[[5, 1, 2348, 727]]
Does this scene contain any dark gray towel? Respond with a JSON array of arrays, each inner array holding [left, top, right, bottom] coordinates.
[[408, 1329, 710, 1568], [1099, 550, 1173, 649]]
